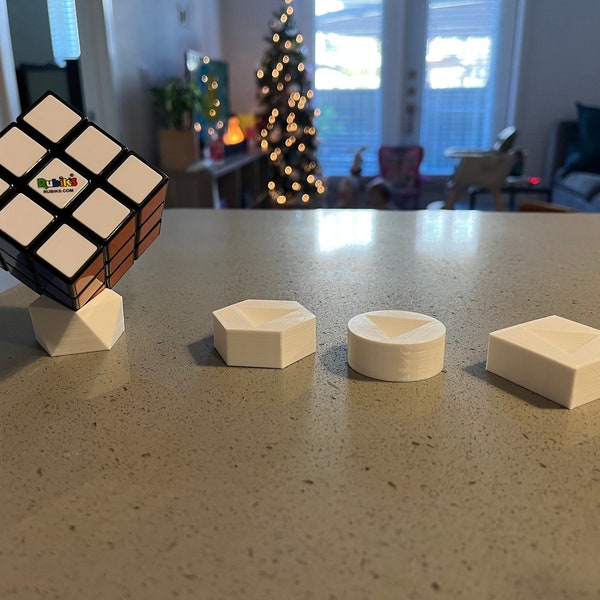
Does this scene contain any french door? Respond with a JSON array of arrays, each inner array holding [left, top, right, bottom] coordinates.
[[314, 0, 385, 177], [314, 0, 523, 177], [404, 0, 522, 175]]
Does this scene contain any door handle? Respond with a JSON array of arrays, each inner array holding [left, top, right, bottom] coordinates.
[[406, 103, 416, 135]]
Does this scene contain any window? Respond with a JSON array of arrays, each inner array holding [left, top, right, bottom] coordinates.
[[314, 0, 383, 177], [313, 0, 521, 178], [419, 0, 503, 174], [47, 0, 81, 67]]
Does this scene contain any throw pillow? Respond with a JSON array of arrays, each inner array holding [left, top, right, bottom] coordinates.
[[563, 103, 600, 175]]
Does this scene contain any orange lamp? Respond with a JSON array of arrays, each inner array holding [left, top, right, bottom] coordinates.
[[223, 115, 245, 145]]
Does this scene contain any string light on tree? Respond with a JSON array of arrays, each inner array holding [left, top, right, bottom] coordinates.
[[255, 0, 324, 207]]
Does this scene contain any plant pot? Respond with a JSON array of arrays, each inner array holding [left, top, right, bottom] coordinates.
[[158, 129, 200, 171]]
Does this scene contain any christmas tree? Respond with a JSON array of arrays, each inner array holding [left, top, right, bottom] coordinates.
[[256, 0, 325, 207]]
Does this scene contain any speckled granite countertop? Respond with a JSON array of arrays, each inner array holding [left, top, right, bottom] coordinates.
[[2, 209, 600, 599]]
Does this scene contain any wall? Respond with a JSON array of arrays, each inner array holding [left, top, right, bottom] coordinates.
[[2, 0, 221, 161], [110, 0, 222, 159]]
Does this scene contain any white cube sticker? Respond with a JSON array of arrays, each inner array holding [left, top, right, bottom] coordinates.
[[0, 128, 46, 177], [0, 193, 54, 247], [73, 189, 130, 239], [22, 94, 83, 143], [36, 224, 97, 278], [66, 125, 122, 174]]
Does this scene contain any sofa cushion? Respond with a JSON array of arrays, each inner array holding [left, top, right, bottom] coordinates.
[[590, 191, 600, 210], [559, 172, 600, 200], [562, 103, 600, 175]]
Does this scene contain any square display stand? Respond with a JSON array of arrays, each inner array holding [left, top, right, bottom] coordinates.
[[29, 288, 124, 356], [486, 315, 600, 409]]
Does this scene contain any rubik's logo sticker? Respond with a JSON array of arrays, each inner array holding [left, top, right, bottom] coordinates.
[[0, 91, 168, 311], [37, 174, 79, 191]]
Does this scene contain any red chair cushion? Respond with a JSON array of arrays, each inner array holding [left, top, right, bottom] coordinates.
[[378, 146, 424, 195]]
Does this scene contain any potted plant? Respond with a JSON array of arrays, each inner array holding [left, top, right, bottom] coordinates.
[[151, 77, 206, 171]]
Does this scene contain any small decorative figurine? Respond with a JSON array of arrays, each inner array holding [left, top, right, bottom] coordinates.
[[0, 92, 168, 356], [350, 146, 367, 176]]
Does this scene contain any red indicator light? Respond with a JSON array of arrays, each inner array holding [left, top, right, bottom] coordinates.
[[528, 176, 540, 185]]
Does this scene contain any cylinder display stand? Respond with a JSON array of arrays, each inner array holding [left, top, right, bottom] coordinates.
[[348, 310, 446, 382]]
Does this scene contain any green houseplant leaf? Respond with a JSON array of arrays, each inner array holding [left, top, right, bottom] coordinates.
[[151, 78, 207, 130]]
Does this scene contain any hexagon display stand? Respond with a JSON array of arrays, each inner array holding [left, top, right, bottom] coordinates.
[[29, 289, 124, 356], [486, 315, 600, 409], [347, 310, 446, 382], [213, 299, 316, 368]]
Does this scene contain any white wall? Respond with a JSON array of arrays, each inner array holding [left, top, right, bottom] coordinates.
[[110, 0, 222, 159], [2, 0, 222, 161], [0, 0, 20, 127]]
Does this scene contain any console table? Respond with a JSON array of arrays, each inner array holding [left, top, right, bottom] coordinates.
[[165, 151, 269, 209], [467, 177, 553, 210]]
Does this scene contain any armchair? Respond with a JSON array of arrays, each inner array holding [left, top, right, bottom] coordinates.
[[366, 145, 424, 209]]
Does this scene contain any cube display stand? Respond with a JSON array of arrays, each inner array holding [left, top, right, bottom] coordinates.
[[29, 288, 124, 356], [486, 315, 600, 409], [213, 299, 316, 369], [347, 310, 446, 382], [0, 91, 168, 312]]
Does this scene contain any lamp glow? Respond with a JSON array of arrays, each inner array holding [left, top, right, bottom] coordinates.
[[223, 116, 245, 146]]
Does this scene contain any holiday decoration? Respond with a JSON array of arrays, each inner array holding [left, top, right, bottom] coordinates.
[[255, 0, 325, 207]]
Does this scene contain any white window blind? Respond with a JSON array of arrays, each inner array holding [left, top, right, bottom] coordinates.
[[314, 0, 383, 177], [47, 0, 81, 67], [314, 0, 517, 178], [419, 0, 502, 174]]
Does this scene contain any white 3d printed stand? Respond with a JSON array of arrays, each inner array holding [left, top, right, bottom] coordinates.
[[348, 310, 446, 382], [487, 315, 600, 409], [29, 288, 124, 356], [213, 299, 316, 368]]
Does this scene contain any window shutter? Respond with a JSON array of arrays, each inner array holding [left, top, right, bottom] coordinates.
[[47, 0, 81, 67], [420, 0, 502, 174]]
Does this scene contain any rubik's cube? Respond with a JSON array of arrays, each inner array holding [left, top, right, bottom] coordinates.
[[0, 91, 168, 310]]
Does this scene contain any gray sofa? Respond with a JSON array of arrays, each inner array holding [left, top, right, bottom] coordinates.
[[546, 120, 600, 212]]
